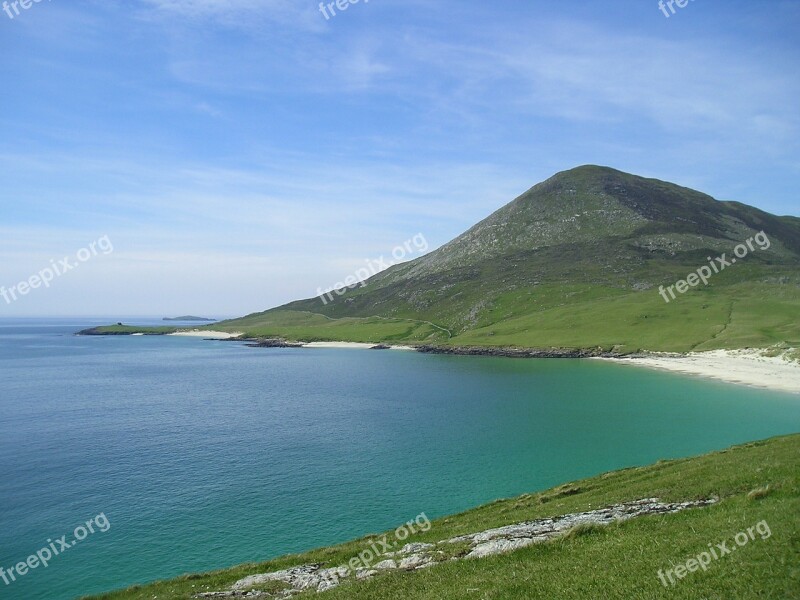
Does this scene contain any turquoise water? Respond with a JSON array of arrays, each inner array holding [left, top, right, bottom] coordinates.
[[1, 318, 799, 600]]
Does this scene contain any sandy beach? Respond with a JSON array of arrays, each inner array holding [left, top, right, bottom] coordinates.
[[301, 342, 415, 350], [169, 330, 243, 339], [599, 349, 800, 394], [166, 334, 800, 393]]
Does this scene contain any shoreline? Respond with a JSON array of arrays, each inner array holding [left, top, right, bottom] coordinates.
[[183, 336, 418, 350], [295, 344, 800, 394], [595, 349, 800, 395], [76, 327, 800, 394], [414, 345, 627, 359]]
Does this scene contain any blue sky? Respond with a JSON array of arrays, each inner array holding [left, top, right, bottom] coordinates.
[[1, 0, 798, 316]]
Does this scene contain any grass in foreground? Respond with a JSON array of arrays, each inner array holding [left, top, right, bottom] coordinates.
[[86, 433, 800, 600]]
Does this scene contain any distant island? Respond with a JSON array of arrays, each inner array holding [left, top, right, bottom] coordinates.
[[163, 316, 217, 322]]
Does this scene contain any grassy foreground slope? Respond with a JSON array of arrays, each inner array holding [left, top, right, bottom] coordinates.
[[88, 434, 800, 599]]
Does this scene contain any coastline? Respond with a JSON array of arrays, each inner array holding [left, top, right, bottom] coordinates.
[[595, 349, 800, 395], [414, 345, 627, 359], [297, 344, 800, 394], [76, 327, 800, 394], [171, 334, 417, 350]]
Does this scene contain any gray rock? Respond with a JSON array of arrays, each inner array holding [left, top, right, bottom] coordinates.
[[467, 537, 543, 559], [397, 542, 435, 555], [231, 563, 342, 593], [202, 497, 717, 599], [398, 553, 433, 569], [355, 569, 378, 580]]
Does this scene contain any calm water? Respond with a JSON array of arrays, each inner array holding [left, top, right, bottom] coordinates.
[[1, 318, 799, 600]]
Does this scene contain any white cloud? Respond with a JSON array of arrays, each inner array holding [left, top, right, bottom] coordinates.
[[390, 20, 800, 147]]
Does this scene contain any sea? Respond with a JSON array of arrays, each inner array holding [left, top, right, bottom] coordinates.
[[1, 317, 799, 599]]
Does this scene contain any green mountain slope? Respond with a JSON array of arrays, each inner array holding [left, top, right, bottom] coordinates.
[[214, 166, 800, 352]]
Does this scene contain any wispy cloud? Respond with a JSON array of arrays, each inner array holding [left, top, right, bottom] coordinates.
[[139, 0, 320, 30]]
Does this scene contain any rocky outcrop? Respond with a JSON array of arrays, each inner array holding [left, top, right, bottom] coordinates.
[[415, 345, 641, 359], [450, 497, 715, 558], [196, 497, 716, 598], [244, 339, 305, 348]]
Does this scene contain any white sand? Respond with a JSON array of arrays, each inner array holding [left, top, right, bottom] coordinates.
[[167, 335, 415, 347], [302, 342, 379, 349], [169, 330, 242, 339], [598, 349, 800, 394], [301, 342, 416, 350]]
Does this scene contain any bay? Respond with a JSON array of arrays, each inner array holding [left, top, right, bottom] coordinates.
[[1, 318, 799, 600]]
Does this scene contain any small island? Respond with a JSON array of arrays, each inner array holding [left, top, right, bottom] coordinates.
[[163, 316, 217, 322]]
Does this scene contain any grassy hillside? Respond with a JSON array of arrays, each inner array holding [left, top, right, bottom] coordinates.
[[212, 311, 445, 343], [207, 166, 800, 352], [206, 281, 800, 353], [86, 433, 800, 599]]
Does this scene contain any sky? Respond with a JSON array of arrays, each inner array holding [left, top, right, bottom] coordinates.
[[0, 0, 798, 317]]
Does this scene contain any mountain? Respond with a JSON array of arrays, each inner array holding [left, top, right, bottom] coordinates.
[[213, 166, 800, 352]]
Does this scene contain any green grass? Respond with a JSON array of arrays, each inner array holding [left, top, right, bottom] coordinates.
[[213, 311, 443, 343], [82, 325, 179, 335], [85, 433, 800, 600], [456, 281, 800, 353], [200, 279, 800, 354], [86, 276, 800, 354]]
